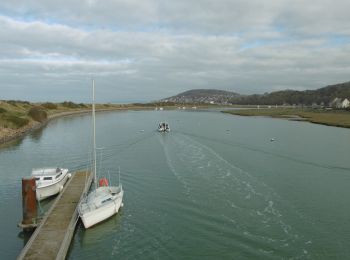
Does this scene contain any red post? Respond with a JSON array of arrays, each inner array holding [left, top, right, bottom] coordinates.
[[21, 177, 37, 229]]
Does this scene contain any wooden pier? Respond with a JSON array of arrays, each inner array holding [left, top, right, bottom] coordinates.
[[18, 171, 93, 260]]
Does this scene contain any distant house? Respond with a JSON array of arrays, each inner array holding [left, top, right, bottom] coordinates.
[[329, 97, 342, 108], [341, 98, 350, 108], [329, 97, 350, 108]]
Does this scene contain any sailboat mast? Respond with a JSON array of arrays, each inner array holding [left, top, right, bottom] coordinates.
[[92, 79, 97, 189]]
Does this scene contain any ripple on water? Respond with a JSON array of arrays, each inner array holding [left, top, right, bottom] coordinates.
[[157, 132, 313, 258]]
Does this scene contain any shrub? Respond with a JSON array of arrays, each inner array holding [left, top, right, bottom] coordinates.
[[0, 107, 7, 113], [28, 106, 47, 122], [61, 101, 80, 108], [6, 100, 31, 106], [41, 102, 57, 109], [1, 114, 29, 128]]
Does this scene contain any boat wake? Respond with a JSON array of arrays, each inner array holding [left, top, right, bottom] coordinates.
[[159, 132, 313, 258]]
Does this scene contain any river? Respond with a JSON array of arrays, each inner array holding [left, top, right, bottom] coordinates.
[[1, 109, 350, 259]]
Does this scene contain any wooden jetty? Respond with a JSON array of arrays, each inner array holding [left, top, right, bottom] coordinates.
[[18, 171, 93, 260]]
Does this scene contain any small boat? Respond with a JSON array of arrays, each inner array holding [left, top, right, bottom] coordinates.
[[78, 79, 124, 229], [158, 122, 170, 132], [32, 167, 71, 201]]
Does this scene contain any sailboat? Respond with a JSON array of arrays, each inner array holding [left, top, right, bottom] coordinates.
[[78, 79, 124, 229]]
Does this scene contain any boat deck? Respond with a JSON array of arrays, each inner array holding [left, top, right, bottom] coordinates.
[[18, 171, 93, 260]]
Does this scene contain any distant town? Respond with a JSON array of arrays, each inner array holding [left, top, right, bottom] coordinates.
[[162, 81, 350, 109]]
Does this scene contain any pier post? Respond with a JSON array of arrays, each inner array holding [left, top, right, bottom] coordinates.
[[19, 177, 37, 230]]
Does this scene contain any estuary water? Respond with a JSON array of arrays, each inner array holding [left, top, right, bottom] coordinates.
[[1, 109, 350, 259]]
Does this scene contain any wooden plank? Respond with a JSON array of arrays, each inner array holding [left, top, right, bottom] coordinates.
[[17, 171, 93, 260]]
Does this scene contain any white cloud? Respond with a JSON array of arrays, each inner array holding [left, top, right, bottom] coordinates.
[[0, 1, 349, 102]]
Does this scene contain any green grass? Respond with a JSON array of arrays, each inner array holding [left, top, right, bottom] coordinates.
[[224, 108, 350, 128], [0, 113, 29, 128], [0, 100, 147, 131]]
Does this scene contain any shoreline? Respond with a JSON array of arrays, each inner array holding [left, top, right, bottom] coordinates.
[[223, 109, 350, 129], [0, 106, 154, 146]]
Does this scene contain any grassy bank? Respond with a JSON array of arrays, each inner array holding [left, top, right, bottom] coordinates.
[[223, 108, 350, 128], [0, 101, 164, 144]]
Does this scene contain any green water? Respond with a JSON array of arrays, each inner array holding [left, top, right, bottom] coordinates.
[[1, 110, 350, 259]]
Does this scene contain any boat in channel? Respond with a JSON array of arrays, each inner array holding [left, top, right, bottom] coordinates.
[[158, 122, 170, 132], [32, 167, 71, 201], [78, 79, 124, 229]]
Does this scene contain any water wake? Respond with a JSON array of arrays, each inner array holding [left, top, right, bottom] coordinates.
[[159, 132, 312, 258]]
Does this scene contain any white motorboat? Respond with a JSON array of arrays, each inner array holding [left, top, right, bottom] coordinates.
[[158, 122, 170, 132], [32, 167, 71, 201], [78, 79, 124, 229]]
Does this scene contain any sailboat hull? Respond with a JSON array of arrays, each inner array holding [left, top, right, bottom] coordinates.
[[79, 186, 124, 228]]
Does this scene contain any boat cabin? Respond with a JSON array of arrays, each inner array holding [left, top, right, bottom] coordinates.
[[32, 168, 65, 182]]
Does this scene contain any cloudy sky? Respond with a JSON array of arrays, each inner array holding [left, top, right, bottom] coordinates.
[[1, 0, 349, 102]]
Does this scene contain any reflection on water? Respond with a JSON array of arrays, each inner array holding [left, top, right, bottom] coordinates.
[[1, 110, 350, 259], [0, 136, 24, 150], [17, 230, 34, 248], [28, 125, 46, 143]]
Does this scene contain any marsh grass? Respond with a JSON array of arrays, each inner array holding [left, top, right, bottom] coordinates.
[[224, 108, 350, 128]]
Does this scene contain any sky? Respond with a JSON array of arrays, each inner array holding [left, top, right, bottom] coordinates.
[[0, 0, 350, 103]]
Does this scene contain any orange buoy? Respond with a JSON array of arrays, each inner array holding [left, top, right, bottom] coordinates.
[[99, 178, 109, 187]]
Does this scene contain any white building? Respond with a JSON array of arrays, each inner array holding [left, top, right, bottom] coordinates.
[[329, 97, 342, 108], [341, 98, 350, 108]]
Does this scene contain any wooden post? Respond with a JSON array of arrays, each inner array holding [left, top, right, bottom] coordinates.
[[19, 177, 37, 230]]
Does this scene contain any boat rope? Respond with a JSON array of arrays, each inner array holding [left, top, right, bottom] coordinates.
[[37, 199, 45, 216]]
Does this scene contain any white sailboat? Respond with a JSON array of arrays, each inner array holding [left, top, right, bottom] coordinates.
[[78, 79, 124, 229]]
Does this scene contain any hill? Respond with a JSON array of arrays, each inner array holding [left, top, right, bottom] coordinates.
[[162, 81, 350, 106], [163, 89, 241, 104]]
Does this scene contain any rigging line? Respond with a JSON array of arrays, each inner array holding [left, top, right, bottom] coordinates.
[[74, 132, 156, 161], [103, 131, 156, 149], [96, 133, 158, 163], [67, 131, 157, 171]]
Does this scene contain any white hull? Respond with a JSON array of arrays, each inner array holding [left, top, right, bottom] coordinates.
[[36, 173, 70, 201], [79, 186, 124, 228], [158, 128, 170, 132]]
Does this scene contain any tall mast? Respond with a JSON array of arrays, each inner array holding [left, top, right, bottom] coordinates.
[[92, 79, 97, 189]]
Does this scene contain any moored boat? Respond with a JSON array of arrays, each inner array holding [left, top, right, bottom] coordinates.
[[78, 79, 124, 229], [32, 167, 71, 201], [79, 184, 123, 228]]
